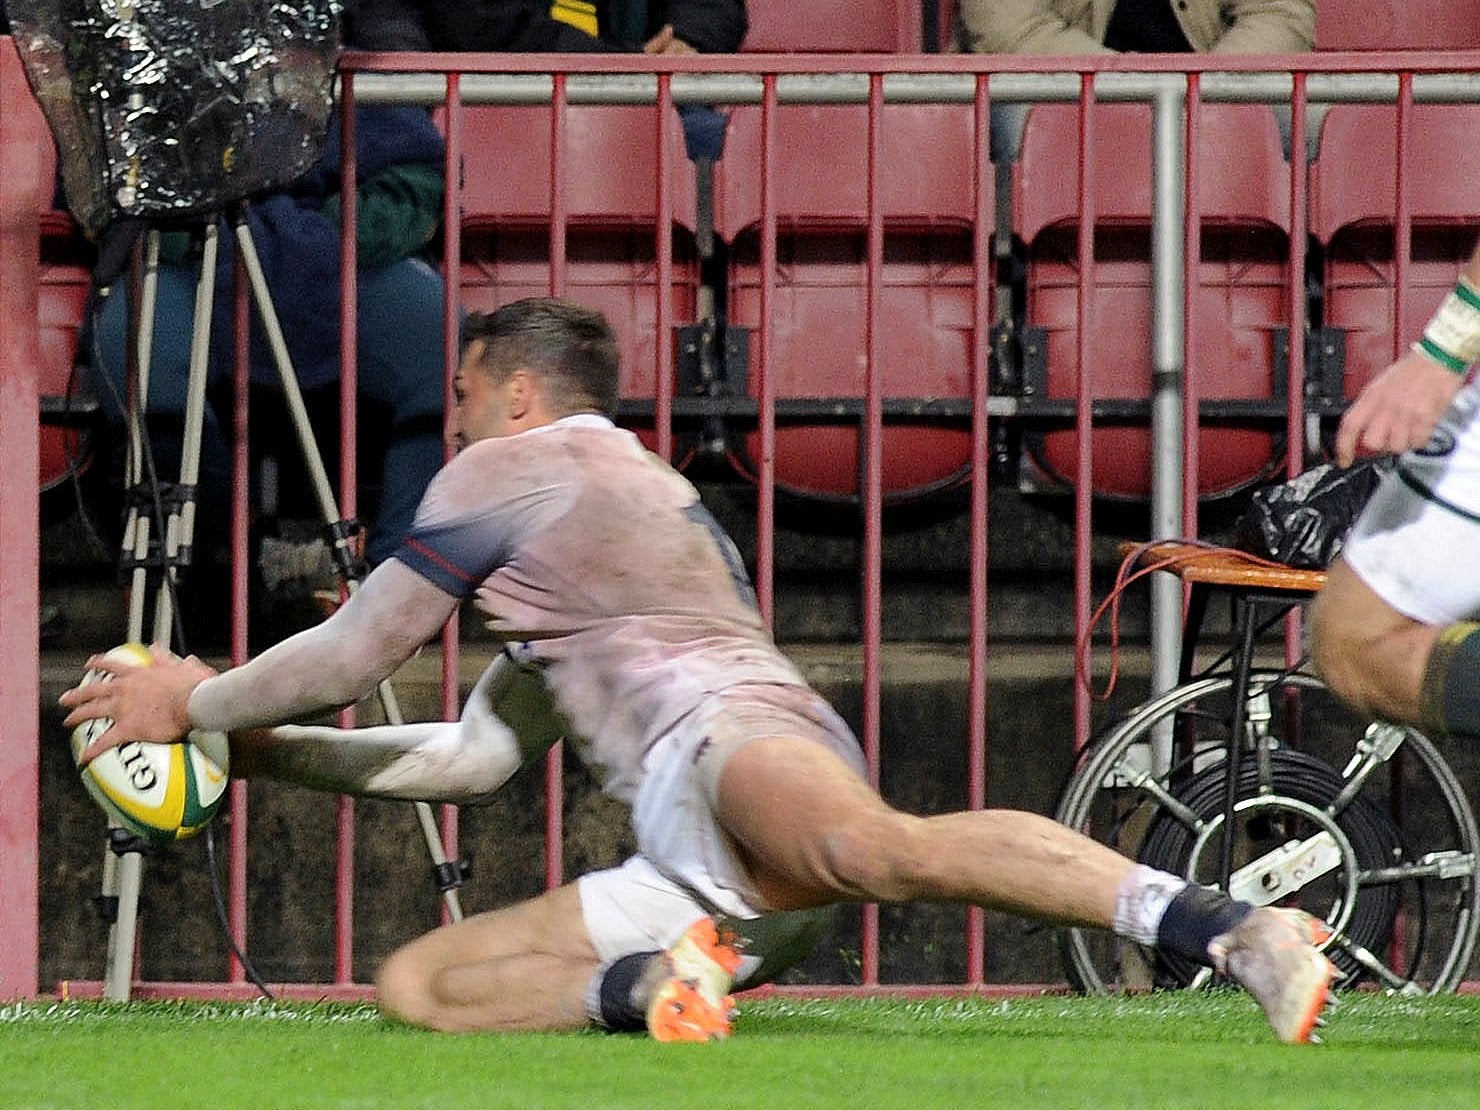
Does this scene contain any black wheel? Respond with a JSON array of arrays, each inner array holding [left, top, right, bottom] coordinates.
[[1056, 671, 1479, 996]]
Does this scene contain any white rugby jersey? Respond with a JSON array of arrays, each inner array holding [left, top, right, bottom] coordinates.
[[392, 415, 811, 803]]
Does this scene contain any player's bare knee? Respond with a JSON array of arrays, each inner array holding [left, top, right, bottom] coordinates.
[[374, 949, 440, 1031]]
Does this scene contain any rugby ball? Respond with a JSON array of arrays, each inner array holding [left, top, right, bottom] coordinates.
[[69, 643, 231, 843]]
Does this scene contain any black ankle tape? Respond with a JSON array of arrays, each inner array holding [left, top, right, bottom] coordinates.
[[1155, 886, 1253, 965], [597, 951, 659, 1032]]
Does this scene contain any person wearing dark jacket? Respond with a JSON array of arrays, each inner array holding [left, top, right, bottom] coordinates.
[[91, 105, 450, 571], [342, 0, 746, 161], [343, 0, 747, 55]]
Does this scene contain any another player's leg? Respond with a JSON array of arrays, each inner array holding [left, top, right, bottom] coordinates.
[[1309, 557, 1441, 727], [1312, 554, 1480, 743], [1312, 391, 1480, 736], [711, 736, 1335, 1043]]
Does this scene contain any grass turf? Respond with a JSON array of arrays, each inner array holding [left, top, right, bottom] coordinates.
[[2, 992, 1478, 1109]]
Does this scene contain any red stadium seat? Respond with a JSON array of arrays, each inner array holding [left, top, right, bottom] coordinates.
[[1013, 102, 1293, 500], [2, 36, 95, 502], [446, 103, 701, 452], [717, 102, 986, 501], [1311, 103, 1480, 398], [37, 258, 94, 500], [741, 0, 922, 53], [33, 84, 95, 500], [1317, 0, 1480, 51]]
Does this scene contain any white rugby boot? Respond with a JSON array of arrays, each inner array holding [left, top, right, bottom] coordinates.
[[1209, 907, 1338, 1044]]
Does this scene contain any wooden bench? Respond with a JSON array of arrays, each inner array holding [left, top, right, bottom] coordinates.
[[1123, 541, 1326, 596], [1120, 540, 1324, 684]]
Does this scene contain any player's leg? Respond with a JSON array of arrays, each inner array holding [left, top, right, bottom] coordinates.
[[375, 882, 599, 1032], [578, 862, 738, 1044], [675, 690, 1169, 931], [709, 734, 1334, 1042], [1308, 557, 1439, 725], [1310, 403, 1480, 738], [711, 733, 1135, 923], [576, 856, 829, 1043], [376, 854, 823, 1039]]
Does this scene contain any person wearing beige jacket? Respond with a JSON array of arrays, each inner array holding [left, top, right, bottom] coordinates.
[[957, 0, 1314, 56], [960, 1, 1314, 159]]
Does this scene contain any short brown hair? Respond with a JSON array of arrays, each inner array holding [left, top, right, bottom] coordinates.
[[462, 298, 620, 417]]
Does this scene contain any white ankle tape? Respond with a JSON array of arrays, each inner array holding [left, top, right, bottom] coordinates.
[[1113, 864, 1188, 947]]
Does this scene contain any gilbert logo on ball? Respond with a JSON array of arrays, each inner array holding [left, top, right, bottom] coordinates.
[[69, 643, 230, 842]]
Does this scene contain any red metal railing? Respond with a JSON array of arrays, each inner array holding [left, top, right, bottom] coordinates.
[[0, 33, 46, 1002], [6, 43, 1480, 1000]]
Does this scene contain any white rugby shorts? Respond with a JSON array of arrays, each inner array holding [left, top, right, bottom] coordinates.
[[1341, 381, 1480, 625], [576, 683, 864, 985]]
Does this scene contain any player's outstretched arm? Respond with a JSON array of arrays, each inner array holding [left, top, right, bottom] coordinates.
[[231, 653, 557, 802], [62, 559, 457, 764], [59, 643, 213, 763]]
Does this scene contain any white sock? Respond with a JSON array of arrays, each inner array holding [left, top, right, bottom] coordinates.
[[1113, 864, 1188, 946]]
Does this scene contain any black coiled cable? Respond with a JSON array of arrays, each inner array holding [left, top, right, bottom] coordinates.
[[1138, 748, 1405, 987]]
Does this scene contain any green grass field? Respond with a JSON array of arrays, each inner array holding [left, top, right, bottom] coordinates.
[[3, 993, 1478, 1109]]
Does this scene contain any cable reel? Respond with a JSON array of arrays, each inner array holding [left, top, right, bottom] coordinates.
[[1138, 748, 1403, 987]]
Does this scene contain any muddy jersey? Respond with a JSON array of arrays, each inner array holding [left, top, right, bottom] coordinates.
[[391, 415, 810, 803]]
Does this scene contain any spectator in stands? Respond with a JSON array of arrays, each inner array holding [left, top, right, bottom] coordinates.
[[341, 0, 747, 159], [342, 0, 747, 57], [90, 102, 450, 578], [956, 0, 1315, 160], [959, 0, 1313, 55]]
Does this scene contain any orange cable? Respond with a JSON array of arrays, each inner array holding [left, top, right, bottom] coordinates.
[[1077, 539, 1298, 701]]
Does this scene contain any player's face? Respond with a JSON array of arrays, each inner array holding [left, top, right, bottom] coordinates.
[[451, 341, 519, 447]]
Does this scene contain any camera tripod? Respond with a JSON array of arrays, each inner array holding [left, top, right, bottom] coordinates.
[[97, 204, 467, 1001]]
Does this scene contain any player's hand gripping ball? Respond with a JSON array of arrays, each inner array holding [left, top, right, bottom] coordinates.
[[69, 643, 230, 842]]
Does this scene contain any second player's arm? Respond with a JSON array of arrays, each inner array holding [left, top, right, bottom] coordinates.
[[1334, 239, 1480, 466]]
